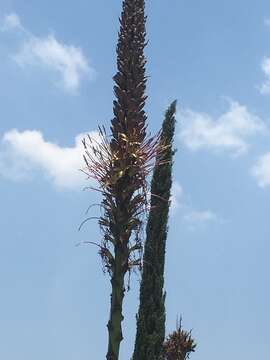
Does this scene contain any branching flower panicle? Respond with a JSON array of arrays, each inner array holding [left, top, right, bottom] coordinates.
[[82, 126, 161, 275], [163, 318, 197, 360]]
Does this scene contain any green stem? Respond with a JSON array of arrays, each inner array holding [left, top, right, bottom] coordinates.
[[106, 248, 126, 360]]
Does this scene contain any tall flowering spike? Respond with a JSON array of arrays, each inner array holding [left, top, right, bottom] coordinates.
[[83, 1, 160, 359], [111, 0, 147, 147]]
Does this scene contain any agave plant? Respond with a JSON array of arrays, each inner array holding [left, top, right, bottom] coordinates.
[[82, 1, 163, 359]]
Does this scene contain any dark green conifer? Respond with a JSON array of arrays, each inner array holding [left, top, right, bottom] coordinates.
[[133, 101, 177, 360]]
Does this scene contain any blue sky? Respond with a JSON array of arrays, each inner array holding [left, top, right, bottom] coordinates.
[[1, 1, 270, 359]]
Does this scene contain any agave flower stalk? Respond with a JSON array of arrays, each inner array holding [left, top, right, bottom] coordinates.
[[82, 1, 161, 359]]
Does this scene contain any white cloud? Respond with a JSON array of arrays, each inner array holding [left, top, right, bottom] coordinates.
[[0, 129, 98, 190], [170, 181, 219, 227], [14, 35, 93, 93], [170, 181, 183, 211], [260, 57, 270, 95], [183, 210, 219, 230], [252, 152, 270, 188], [2, 13, 22, 31], [179, 101, 265, 155], [183, 210, 217, 224], [260, 21, 270, 94], [1, 13, 94, 93]]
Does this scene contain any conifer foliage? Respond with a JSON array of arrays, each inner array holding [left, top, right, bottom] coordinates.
[[133, 101, 177, 360], [82, 1, 159, 359]]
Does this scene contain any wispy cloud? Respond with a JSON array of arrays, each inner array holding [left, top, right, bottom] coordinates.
[[179, 100, 265, 155], [170, 181, 219, 227], [264, 17, 270, 27], [1, 13, 94, 93], [2, 13, 22, 31], [260, 19, 270, 93], [183, 209, 219, 230], [260, 57, 270, 95], [251, 152, 270, 188], [170, 181, 183, 211], [0, 129, 98, 190], [183, 210, 217, 223]]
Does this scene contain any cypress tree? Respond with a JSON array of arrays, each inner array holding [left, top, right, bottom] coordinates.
[[83, 1, 159, 359], [133, 101, 177, 360]]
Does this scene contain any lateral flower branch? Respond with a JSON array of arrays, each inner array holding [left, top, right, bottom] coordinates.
[[82, 125, 160, 273], [82, 1, 165, 359], [163, 319, 197, 360]]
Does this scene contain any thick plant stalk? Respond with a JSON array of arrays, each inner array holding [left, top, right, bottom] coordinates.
[[82, 1, 160, 359], [106, 1, 148, 358], [133, 101, 177, 360], [107, 247, 125, 359]]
